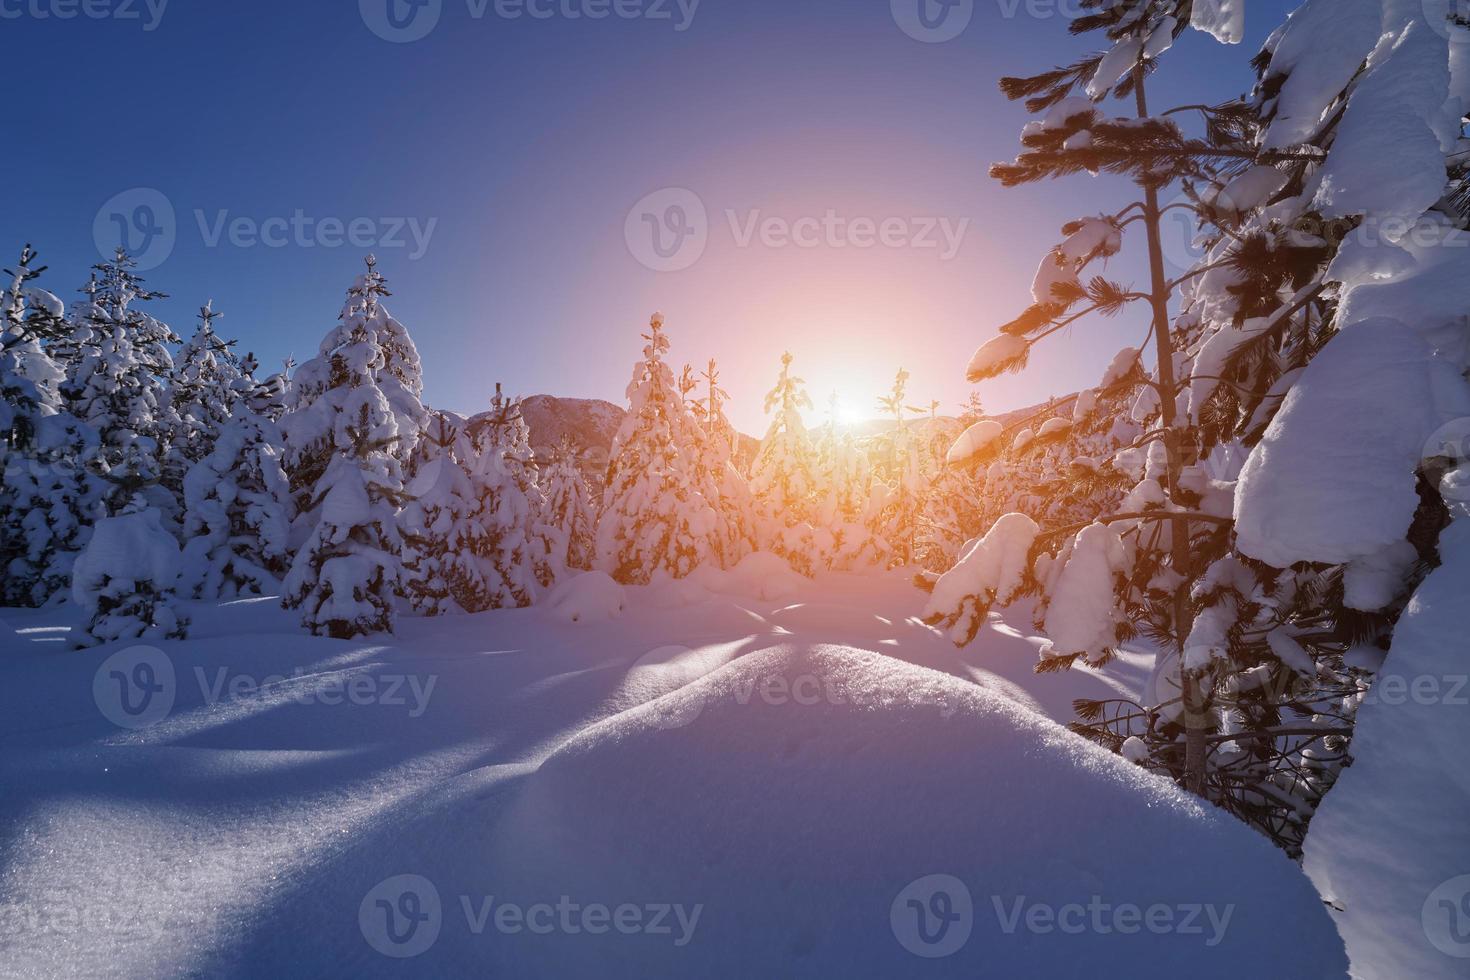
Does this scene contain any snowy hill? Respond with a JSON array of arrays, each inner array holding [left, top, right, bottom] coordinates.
[[0, 572, 1347, 977]]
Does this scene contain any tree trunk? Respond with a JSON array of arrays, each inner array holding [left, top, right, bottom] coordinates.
[[1132, 65, 1207, 796]]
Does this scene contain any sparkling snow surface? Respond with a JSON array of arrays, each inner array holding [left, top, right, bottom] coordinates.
[[1, 571, 1345, 977]]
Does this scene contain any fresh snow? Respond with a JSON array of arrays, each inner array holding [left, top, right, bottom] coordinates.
[[0, 570, 1342, 977], [1234, 318, 1453, 567], [1304, 521, 1470, 979]]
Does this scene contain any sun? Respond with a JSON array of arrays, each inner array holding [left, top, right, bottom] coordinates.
[[834, 396, 869, 428]]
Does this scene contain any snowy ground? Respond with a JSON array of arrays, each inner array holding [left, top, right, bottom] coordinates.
[[0, 570, 1346, 977]]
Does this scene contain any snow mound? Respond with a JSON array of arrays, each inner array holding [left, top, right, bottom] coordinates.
[[689, 551, 807, 602], [70, 511, 181, 603], [488, 645, 1347, 977], [545, 571, 627, 624]]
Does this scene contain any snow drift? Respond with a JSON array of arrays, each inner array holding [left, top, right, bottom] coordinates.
[[486, 644, 1347, 977]]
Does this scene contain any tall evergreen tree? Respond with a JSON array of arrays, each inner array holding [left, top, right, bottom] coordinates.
[[0, 247, 102, 606], [456, 385, 556, 609], [541, 436, 599, 575], [749, 352, 817, 558], [596, 313, 718, 584], [280, 257, 420, 638], [400, 410, 480, 616]]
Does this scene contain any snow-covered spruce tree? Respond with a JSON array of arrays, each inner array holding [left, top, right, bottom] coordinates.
[[749, 352, 819, 568], [176, 402, 293, 600], [1194, 0, 1470, 943], [61, 249, 182, 519], [399, 410, 479, 616], [167, 301, 253, 479], [924, 1, 1337, 806], [810, 395, 885, 571], [71, 508, 188, 647], [456, 385, 555, 609], [596, 313, 718, 584], [1057, 0, 1470, 858], [0, 247, 104, 606], [870, 368, 928, 567], [687, 358, 757, 568], [917, 395, 991, 571], [541, 436, 599, 575], [280, 257, 422, 638]]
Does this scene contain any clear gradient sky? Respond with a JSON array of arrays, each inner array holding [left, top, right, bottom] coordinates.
[[1, 0, 1293, 431]]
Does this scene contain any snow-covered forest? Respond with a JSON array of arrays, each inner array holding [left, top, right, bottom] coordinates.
[[5, 0, 1470, 976]]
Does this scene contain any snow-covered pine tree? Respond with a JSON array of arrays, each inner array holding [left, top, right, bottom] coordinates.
[[749, 352, 818, 566], [810, 394, 885, 571], [168, 301, 253, 480], [541, 436, 598, 575], [71, 508, 188, 647], [280, 257, 420, 638], [688, 358, 756, 568], [0, 246, 104, 606], [176, 402, 293, 600], [924, 1, 1319, 801], [1194, 0, 1470, 904], [870, 368, 927, 567], [399, 410, 479, 616], [61, 249, 182, 520], [917, 395, 993, 571], [456, 385, 556, 609], [596, 313, 718, 584]]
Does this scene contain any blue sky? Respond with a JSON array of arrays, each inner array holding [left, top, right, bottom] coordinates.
[[1, 0, 1292, 430]]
